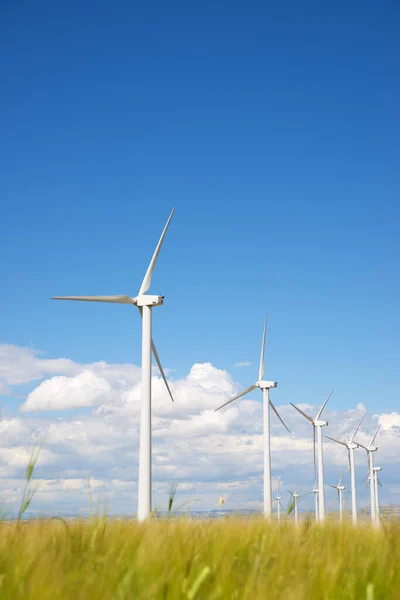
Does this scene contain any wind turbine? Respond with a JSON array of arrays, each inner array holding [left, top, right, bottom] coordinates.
[[355, 425, 381, 527], [290, 391, 334, 523], [273, 481, 284, 523], [328, 471, 346, 523], [287, 488, 313, 525], [52, 208, 176, 522], [215, 315, 290, 519], [312, 480, 319, 523], [287, 489, 300, 525], [325, 413, 365, 525]]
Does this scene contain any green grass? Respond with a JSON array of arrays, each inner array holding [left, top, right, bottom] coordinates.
[[0, 517, 398, 599]]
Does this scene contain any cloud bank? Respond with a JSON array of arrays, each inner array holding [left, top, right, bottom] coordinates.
[[0, 344, 399, 517]]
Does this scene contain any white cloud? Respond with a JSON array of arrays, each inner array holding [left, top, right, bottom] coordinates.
[[22, 370, 113, 411], [0, 344, 399, 516], [235, 361, 252, 368], [378, 412, 400, 431]]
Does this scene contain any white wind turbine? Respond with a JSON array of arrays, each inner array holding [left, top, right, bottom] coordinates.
[[215, 315, 290, 519], [312, 480, 319, 523], [290, 391, 334, 523], [287, 488, 313, 525], [52, 208, 176, 522], [273, 481, 284, 523], [287, 488, 300, 525], [325, 413, 365, 525], [355, 425, 381, 527], [328, 471, 346, 523]]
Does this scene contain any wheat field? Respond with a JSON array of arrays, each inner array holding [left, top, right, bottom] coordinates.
[[0, 517, 398, 599]]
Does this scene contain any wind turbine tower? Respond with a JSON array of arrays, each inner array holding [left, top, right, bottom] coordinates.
[[329, 472, 346, 522], [356, 425, 381, 527], [287, 489, 300, 525], [274, 482, 284, 523], [312, 481, 319, 523], [52, 209, 176, 522], [325, 413, 365, 525], [215, 315, 290, 519], [373, 466, 383, 525], [291, 391, 334, 523]]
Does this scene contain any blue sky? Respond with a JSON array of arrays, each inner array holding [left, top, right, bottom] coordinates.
[[0, 1, 399, 514]]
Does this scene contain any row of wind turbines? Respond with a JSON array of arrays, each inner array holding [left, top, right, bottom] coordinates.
[[214, 326, 383, 527], [52, 208, 384, 524]]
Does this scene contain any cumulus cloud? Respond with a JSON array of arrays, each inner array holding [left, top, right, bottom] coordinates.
[[0, 344, 399, 516]]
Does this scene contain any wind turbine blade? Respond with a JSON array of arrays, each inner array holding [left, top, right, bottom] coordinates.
[[138, 208, 175, 296], [51, 295, 134, 304], [269, 400, 291, 433], [287, 490, 294, 497], [214, 384, 257, 412], [279, 501, 285, 509], [350, 412, 366, 443], [364, 479, 370, 489], [315, 389, 334, 420], [303, 491, 313, 496], [324, 435, 347, 447], [258, 313, 268, 381], [370, 425, 381, 446], [377, 478, 382, 487], [290, 403, 314, 423], [151, 339, 175, 402], [328, 484, 338, 489]]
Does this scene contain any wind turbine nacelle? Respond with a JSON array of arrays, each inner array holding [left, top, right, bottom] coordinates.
[[135, 295, 164, 307], [348, 442, 358, 449], [256, 380, 278, 389], [315, 420, 328, 427], [373, 467, 382, 472], [368, 446, 378, 452], [337, 486, 345, 490]]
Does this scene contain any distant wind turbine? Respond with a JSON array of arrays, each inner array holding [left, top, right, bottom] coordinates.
[[355, 425, 381, 527], [273, 481, 284, 523], [287, 488, 313, 525], [328, 471, 346, 523], [215, 315, 290, 519], [287, 489, 300, 525], [312, 480, 319, 523], [290, 390, 334, 523], [325, 413, 365, 525], [52, 208, 176, 521]]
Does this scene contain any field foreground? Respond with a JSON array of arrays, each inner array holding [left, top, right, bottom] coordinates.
[[0, 518, 399, 599]]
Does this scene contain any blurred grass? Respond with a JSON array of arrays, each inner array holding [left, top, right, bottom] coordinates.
[[0, 517, 398, 599]]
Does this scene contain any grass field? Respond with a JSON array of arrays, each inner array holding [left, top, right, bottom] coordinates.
[[0, 517, 398, 599]]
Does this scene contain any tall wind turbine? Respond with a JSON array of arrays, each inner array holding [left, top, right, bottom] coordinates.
[[215, 315, 290, 519], [52, 208, 176, 522], [328, 471, 346, 523], [355, 425, 381, 527], [290, 391, 334, 523], [325, 413, 365, 525]]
